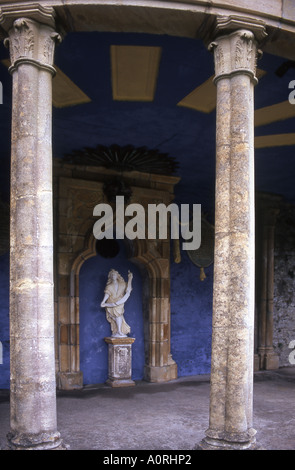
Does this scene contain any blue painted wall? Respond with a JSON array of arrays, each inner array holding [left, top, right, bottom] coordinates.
[[0, 238, 213, 389], [170, 249, 213, 376], [79, 240, 145, 385], [0, 30, 294, 389], [0, 253, 10, 388], [79, 237, 213, 385]]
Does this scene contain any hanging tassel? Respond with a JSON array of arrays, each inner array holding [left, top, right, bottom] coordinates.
[[173, 238, 181, 263], [200, 267, 206, 281]]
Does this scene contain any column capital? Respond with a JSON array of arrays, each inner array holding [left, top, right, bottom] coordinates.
[[207, 16, 267, 84], [0, 4, 61, 74]]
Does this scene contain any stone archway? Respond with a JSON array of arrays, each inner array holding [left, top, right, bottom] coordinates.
[[70, 233, 144, 386], [53, 158, 180, 389]]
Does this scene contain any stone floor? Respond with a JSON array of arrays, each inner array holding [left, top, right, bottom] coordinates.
[[0, 367, 294, 452]]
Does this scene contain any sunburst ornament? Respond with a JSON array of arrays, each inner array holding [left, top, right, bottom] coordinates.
[[64, 144, 179, 175]]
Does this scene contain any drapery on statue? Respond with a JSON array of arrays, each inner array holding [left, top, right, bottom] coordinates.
[[100, 269, 133, 337]]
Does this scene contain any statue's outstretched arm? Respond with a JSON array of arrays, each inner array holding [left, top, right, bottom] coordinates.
[[101, 293, 117, 308], [114, 271, 133, 306]]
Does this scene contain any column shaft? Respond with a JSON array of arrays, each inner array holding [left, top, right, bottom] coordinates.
[[199, 19, 267, 450], [1, 12, 63, 449]]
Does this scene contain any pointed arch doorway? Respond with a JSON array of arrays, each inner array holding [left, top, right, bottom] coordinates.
[[54, 160, 180, 389], [79, 238, 144, 385]]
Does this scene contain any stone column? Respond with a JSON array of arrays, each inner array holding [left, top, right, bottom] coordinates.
[[198, 17, 267, 450], [255, 193, 281, 370], [0, 6, 64, 449]]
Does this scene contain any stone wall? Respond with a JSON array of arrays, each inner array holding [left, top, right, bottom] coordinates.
[[273, 203, 295, 366]]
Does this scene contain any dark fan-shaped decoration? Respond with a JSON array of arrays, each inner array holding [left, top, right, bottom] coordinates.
[[63, 144, 179, 175]]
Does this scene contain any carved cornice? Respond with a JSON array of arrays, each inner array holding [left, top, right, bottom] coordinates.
[[212, 16, 268, 44], [0, 3, 56, 30], [0, 4, 61, 74], [207, 15, 267, 84]]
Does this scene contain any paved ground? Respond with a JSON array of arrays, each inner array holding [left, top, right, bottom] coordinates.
[[0, 367, 294, 451]]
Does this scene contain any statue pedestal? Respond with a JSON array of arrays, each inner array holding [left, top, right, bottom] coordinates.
[[104, 337, 136, 387]]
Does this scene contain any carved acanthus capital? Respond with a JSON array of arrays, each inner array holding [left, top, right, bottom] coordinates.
[[209, 29, 259, 83], [208, 16, 267, 84], [3, 18, 61, 74], [0, 4, 61, 74]]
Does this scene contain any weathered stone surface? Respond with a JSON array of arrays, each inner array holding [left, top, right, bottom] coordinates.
[[198, 18, 266, 450], [0, 7, 63, 450], [255, 193, 282, 371], [273, 203, 295, 366], [105, 336, 136, 387]]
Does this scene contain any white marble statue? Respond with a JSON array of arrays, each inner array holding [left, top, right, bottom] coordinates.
[[100, 269, 133, 337]]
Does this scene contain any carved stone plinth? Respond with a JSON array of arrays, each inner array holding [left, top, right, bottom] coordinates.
[[105, 337, 136, 387]]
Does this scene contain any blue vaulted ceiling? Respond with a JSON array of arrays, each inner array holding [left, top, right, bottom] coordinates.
[[0, 30, 295, 216]]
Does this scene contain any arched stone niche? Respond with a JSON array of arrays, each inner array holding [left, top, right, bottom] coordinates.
[[53, 159, 180, 389]]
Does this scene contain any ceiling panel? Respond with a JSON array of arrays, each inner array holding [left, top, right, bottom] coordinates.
[[254, 100, 295, 127], [255, 133, 295, 148], [177, 69, 266, 114], [110, 45, 161, 101], [1, 59, 91, 108], [52, 66, 91, 108], [177, 75, 216, 113]]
